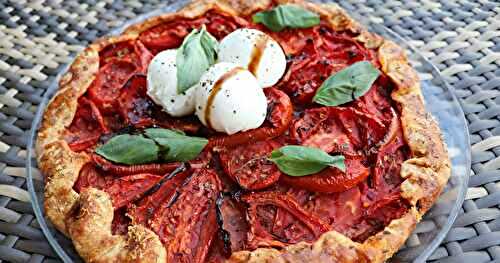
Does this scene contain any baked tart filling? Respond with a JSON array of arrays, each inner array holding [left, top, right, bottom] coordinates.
[[37, 1, 450, 262]]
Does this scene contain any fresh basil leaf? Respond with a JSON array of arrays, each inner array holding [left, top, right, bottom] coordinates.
[[253, 4, 320, 32], [95, 134, 159, 165], [269, 145, 345, 176], [313, 61, 380, 106], [176, 25, 218, 94], [145, 128, 208, 162], [144, 128, 185, 138]]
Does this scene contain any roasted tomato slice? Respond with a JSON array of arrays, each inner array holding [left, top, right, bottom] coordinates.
[[281, 156, 370, 193], [117, 75, 155, 127], [128, 167, 190, 225], [73, 162, 108, 193], [149, 168, 222, 263], [291, 107, 386, 152], [139, 21, 194, 52], [219, 140, 282, 190], [88, 60, 137, 111], [105, 173, 162, 209], [65, 97, 107, 152], [291, 107, 356, 155], [92, 154, 181, 176], [242, 191, 329, 249], [277, 27, 373, 104], [208, 88, 293, 149], [203, 11, 247, 39], [216, 194, 249, 254]]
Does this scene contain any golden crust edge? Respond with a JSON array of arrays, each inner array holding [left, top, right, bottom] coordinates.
[[35, 0, 451, 262]]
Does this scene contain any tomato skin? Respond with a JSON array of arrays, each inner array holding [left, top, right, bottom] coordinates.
[[127, 169, 190, 226], [65, 97, 107, 152], [281, 156, 370, 193], [116, 75, 155, 127], [105, 173, 162, 209], [242, 191, 329, 249], [149, 169, 222, 263], [88, 60, 137, 112], [219, 140, 282, 190], [208, 88, 293, 149], [92, 154, 181, 176]]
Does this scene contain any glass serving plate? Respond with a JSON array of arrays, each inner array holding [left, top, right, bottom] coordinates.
[[26, 1, 470, 262]]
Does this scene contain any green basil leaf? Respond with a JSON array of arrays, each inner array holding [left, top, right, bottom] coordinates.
[[145, 128, 208, 162], [144, 128, 185, 138], [269, 145, 345, 176], [176, 25, 218, 94], [313, 61, 380, 106], [95, 134, 159, 165], [253, 4, 320, 32]]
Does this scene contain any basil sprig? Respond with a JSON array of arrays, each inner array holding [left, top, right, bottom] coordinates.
[[176, 25, 218, 94], [253, 4, 320, 32], [95, 128, 208, 164], [144, 128, 208, 162], [313, 61, 380, 106], [269, 145, 345, 176], [95, 134, 159, 165]]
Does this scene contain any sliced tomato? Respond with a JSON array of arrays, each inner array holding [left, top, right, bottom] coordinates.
[[133, 40, 154, 73], [88, 60, 137, 111], [65, 97, 107, 152], [219, 140, 281, 190], [277, 27, 374, 104], [73, 162, 108, 193], [242, 191, 329, 249], [92, 154, 181, 176], [116, 75, 155, 127], [208, 88, 293, 149], [291, 107, 356, 155], [334, 107, 386, 149], [139, 21, 195, 52], [105, 173, 162, 209], [204, 11, 247, 40], [149, 168, 222, 263], [127, 168, 190, 225], [281, 156, 370, 193], [216, 194, 248, 253]]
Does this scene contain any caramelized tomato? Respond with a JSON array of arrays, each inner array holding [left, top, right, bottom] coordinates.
[[219, 140, 282, 190]]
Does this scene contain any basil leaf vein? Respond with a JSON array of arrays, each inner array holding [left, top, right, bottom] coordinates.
[[176, 25, 218, 94], [145, 128, 208, 162], [313, 61, 380, 106], [95, 134, 159, 165], [253, 4, 320, 32], [269, 145, 345, 176]]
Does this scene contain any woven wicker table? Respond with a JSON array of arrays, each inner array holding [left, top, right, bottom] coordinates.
[[0, 0, 498, 262]]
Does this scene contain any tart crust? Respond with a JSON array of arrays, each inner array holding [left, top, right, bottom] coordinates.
[[36, 0, 451, 262]]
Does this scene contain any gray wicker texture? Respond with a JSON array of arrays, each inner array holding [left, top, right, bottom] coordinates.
[[0, 0, 498, 262]]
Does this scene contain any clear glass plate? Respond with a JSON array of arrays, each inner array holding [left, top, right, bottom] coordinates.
[[26, 1, 470, 262]]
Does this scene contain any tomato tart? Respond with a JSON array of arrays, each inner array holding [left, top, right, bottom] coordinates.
[[37, 0, 451, 262]]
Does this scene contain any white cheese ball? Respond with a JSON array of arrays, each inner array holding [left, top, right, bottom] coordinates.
[[218, 28, 287, 88], [195, 62, 267, 135], [146, 49, 196, 117]]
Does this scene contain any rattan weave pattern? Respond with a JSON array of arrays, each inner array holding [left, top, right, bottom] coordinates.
[[0, 0, 498, 262]]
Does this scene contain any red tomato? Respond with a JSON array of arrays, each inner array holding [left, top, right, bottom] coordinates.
[[65, 97, 107, 152], [88, 60, 136, 111], [149, 169, 222, 263], [242, 191, 330, 249], [219, 140, 282, 190], [281, 156, 370, 193], [116, 75, 155, 127]]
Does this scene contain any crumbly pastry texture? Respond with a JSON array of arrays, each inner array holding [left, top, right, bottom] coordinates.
[[36, 0, 451, 262]]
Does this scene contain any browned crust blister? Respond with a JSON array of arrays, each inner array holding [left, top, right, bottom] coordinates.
[[36, 0, 451, 262]]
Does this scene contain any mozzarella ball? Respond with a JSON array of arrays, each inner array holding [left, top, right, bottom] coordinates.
[[146, 49, 196, 117], [218, 28, 286, 88], [195, 62, 267, 135]]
